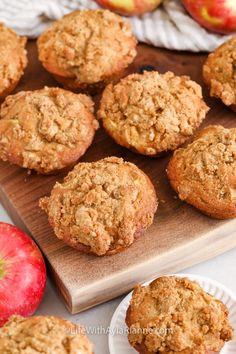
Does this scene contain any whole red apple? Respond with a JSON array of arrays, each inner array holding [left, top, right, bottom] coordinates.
[[0, 222, 46, 326], [182, 0, 236, 34], [96, 0, 163, 16]]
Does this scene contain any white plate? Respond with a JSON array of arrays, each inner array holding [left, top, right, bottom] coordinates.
[[109, 273, 236, 354]]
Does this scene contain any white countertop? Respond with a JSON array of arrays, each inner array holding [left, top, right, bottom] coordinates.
[[1, 203, 236, 354]]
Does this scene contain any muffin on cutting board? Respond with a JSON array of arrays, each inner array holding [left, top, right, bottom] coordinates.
[[37, 9, 137, 94], [39, 157, 158, 256], [203, 36, 236, 112], [0, 87, 98, 174], [0, 22, 27, 100], [98, 71, 209, 156], [167, 125, 236, 219]]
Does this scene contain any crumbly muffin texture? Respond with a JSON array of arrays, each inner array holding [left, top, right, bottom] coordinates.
[[203, 36, 236, 111], [98, 71, 209, 156], [37, 10, 137, 92], [126, 276, 234, 354], [0, 315, 93, 354], [0, 87, 98, 174], [39, 157, 157, 256], [0, 22, 27, 100], [167, 125, 236, 219]]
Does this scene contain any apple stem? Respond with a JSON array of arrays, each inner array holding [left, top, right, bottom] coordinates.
[[0, 257, 6, 279]]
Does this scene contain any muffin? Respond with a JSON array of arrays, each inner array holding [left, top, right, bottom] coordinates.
[[126, 276, 234, 354], [0, 315, 93, 353], [39, 157, 157, 256], [37, 10, 137, 94], [203, 36, 236, 112], [98, 71, 209, 156], [0, 22, 27, 100], [0, 87, 98, 174], [167, 125, 236, 219]]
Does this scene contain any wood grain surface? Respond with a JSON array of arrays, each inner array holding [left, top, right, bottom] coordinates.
[[0, 41, 236, 314]]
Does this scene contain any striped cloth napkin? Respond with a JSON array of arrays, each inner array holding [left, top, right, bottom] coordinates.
[[0, 0, 230, 52]]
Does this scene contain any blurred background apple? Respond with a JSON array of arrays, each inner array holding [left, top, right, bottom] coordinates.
[[96, 0, 163, 16], [182, 0, 236, 34]]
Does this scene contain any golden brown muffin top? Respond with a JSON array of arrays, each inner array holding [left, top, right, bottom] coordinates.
[[39, 157, 157, 256], [98, 71, 209, 156], [0, 22, 27, 96], [0, 87, 98, 174], [167, 125, 236, 219], [126, 276, 233, 354], [37, 10, 137, 85], [203, 36, 236, 107], [0, 315, 93, 354]]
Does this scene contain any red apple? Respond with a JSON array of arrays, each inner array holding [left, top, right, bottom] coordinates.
[[0, 222, 46, 326], [96, 0, 163, 16], [182, 0, 236, 34]]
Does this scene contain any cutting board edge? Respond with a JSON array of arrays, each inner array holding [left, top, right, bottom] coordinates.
[[68, 222, 236, 313], [1, 182, 236, 314], [0, 180, 30, 234], [2, 180, 236, 314]]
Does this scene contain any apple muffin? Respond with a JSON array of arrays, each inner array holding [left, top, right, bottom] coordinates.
[[0, 315, 93, 354], [203, 36, 236, 112], [167, 125, 236, 219], [126, 276, 234, 354], [0, 22, 27, 100], [98, 71, 209, 156], [37, 9, 137, 94], [39, 157, 157, 256], [0, 87, 98, 174]]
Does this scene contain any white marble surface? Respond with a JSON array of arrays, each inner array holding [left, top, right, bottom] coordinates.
[[1, 203, 236, 354]]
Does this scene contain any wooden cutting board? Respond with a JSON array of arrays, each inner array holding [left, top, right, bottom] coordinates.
[[1, 41, 236, 314]]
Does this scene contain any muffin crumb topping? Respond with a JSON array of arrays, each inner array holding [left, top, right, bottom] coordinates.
[[126, 276, 233, 354]]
